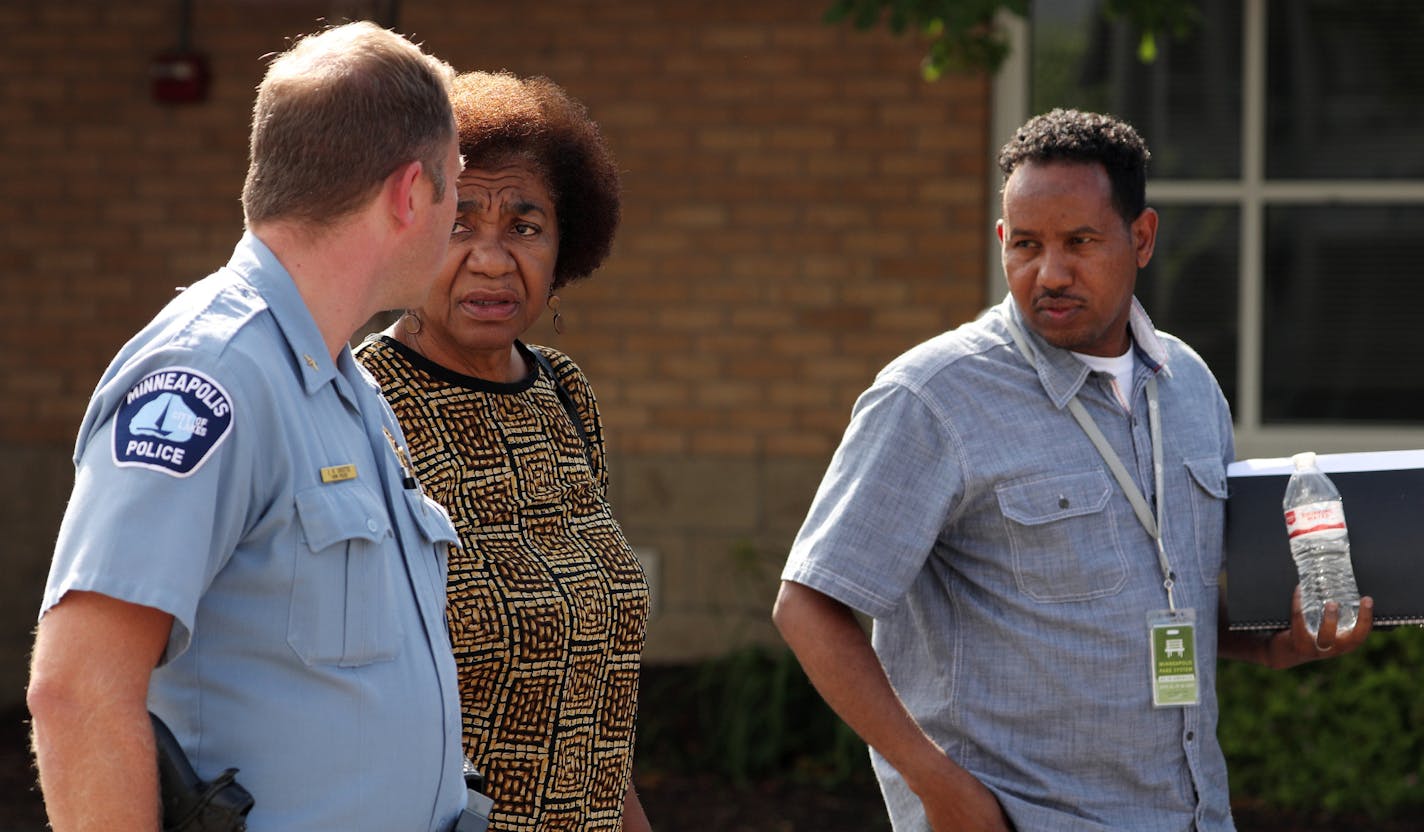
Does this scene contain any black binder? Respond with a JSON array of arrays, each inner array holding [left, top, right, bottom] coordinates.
[[1223, 450, 1424, 631]]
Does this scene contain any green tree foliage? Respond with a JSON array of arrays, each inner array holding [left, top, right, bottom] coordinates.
[[824, 0, 1199, 79]]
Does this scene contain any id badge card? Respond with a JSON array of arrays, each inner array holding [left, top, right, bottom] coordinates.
[[1148, 608, 1200, 708]]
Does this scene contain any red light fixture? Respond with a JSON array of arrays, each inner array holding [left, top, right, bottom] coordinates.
[[150, 0, 208, 104]]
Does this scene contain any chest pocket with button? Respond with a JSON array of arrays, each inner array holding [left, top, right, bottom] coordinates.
[[402, 488, 459, 583], [1183, 456, 1229, 586], [996, 469, 1130, 602], [290, 481, 403, 666]]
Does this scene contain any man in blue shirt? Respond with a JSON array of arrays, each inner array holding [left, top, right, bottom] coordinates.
[[775, 109, 1374, 831], [27, 22, 468, 831]]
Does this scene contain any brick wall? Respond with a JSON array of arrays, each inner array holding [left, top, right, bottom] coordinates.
[[0, 0, 990, 691]]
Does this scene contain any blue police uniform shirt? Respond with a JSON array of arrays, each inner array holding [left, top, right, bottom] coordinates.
[[42, 232, 466, 832], [784, 296, 1236, 831]]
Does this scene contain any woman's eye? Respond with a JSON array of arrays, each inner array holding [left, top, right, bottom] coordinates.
[[451, 220, 471, 235], [513, 222, 539, 237]]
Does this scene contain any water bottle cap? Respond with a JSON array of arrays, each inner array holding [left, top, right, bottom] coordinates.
[[1292, 451, 1318, 470]]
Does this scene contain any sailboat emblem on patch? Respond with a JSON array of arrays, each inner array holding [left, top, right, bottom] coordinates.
[[112, 367, 234, 476]]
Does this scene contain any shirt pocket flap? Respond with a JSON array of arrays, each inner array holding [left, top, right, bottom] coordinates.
[[997, 470, 1113, 526], [295, 483, 392, 551], [1185, 457, 1229, 500], [405, 490, 459, 547]]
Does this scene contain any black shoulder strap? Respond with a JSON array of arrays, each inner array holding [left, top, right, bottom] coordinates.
[[530, 347, 594, 462]]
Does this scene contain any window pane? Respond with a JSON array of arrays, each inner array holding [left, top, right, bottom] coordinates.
[[1263, 206, 1424, 423], [1137, 205, 1240, 411], [1030, 0, 1241, 179], [1266, 1, 1424, 179]]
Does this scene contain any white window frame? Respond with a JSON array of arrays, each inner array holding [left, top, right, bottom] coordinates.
[[988, 0, 1424, 459]]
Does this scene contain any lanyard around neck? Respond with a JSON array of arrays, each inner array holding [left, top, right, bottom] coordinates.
[[1004, 317, 1178, 610]]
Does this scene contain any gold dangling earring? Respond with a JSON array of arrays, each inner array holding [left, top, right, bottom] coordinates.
[[548, 293, 564, 335]]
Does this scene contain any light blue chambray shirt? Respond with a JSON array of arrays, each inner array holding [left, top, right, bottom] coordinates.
[[42, 233, 466, 831], [784, 295, 1236, 831]]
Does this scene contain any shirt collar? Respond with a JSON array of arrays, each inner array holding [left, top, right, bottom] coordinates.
[[225, 231, 341, 397], [999, 294, 1171, 409]]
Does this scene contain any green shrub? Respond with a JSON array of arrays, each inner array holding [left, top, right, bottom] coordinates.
[[636, 645, 873, 788], [1218, 625, 1424, 820], [638, 627, 1424, 823]]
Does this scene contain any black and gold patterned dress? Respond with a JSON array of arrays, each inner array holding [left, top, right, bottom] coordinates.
[[355, 335, 650, 831]]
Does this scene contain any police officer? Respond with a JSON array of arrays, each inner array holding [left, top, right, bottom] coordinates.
[[27, 22, 469, 831]]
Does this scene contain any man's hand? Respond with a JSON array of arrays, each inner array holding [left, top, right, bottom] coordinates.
[[1220, 586, 1374, 669], [908, 754, 1012, 832], [1275, 585, 1374, 667], [773, 581, 1011, 832]]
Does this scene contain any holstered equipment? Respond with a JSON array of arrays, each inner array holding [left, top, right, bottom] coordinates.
[[150, 713, 255, 832]]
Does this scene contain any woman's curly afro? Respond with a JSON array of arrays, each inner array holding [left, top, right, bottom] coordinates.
[[448, 71, 622, 289]]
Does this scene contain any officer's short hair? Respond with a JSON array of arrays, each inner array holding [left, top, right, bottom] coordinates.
[[242, 21, 456, 228]]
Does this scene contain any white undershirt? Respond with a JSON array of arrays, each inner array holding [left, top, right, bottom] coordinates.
[[1074, 346, 1137, 412]]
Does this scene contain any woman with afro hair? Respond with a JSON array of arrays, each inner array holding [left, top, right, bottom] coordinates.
[[356, 71, 651, 831]]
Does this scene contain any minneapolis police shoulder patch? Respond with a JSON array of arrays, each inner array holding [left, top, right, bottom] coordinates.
[[112, 366, 234, 477]]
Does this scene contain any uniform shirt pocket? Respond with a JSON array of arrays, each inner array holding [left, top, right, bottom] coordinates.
[[403, 489, 459, 581], [997, 469, 1129, 602], [290, 482, 402, 667], [1184, 456, 1229, 586]]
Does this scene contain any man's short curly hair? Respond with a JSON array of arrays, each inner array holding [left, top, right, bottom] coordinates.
[[997, 108, 1151, 225], [448, 71, 621, 289]]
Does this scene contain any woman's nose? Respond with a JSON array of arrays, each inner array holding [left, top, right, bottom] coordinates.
[[463, 229, 516, 274]]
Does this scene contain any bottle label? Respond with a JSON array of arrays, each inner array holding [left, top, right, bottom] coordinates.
[[1284, 500, 1346, 539]]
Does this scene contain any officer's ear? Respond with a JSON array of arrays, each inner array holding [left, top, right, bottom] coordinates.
[[383, 160, 425, 229]]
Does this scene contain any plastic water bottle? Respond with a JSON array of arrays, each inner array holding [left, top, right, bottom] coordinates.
[[1281, 452, 1360, 637]]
